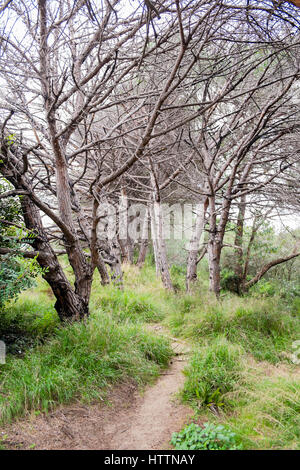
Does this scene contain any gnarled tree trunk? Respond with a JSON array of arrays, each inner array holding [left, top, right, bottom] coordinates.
[[0, 146, 90, 320]]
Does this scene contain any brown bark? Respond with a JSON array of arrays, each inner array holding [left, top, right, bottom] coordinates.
[[0, 143, 89, 320], [137, 240, 148, 267], [39, 0, 93, 311], [21, 195, 89, 320], [207, 196, 222, 298], [241, 217, 259, 290], [90, 198, 110, 286]]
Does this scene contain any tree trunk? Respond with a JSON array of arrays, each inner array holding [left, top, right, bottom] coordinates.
[[25, 198, 89, 320], [208, 238, 222, 298], [207, 196, 222, 298], [118, 188, 134, 264], [186, 199, 208, 291], [109, 239, 123, 288], [150, 203, 160, 277], [207, 190, 232, 298], [151, 201, 173, 290], [53, 149, 93, 311], [241, 217, 258, 291], [0, 144, 89, 320], [96, 251, 111, 285], [234, 195, 246, 294], [137, 208, 149, 267]]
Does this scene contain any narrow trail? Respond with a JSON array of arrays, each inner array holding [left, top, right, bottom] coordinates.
[[4, 325, 194, 450], [107, 325, 193, 450]]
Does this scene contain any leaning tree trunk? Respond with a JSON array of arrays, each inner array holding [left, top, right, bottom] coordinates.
[[244, 243, 300, 290], [38, 11, 93, 317], [0, 143, 90, 321], [23, 197, 89, 320], [53, 149, 93, 314], [186, 199, 208, 291]]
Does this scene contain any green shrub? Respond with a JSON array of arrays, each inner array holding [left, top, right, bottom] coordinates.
[[0, 180, 43, 307], [221, 268, 240, 293], [171, 422, 242, 450], [292, 297, 300, 316], [170, 264, 186, 291], [228, 305, 298, 363], [252, 280, 276, 297], [0, 254, 41, 308]]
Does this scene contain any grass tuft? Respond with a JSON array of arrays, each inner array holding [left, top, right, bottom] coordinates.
[[181, 337, 244, 409]]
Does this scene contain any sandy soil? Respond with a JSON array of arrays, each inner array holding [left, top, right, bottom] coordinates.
[[2, 326, 194, 450]]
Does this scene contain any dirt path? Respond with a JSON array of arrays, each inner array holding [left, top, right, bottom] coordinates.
[[3, 325, 194, 450]]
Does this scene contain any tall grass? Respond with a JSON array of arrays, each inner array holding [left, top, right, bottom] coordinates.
[[181, 337, 245, 409], [1, 262, 299, 450], [167, 292, 299, 363], [226, 372, 300, 449], [90, 285, 164, 323], [0, 271, 172, 424], [0, 310, 172, 424], [164, 267, 300, 449]]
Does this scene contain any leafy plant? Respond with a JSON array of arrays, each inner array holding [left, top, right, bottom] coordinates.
[[0, 253, 41, 308], [0, 179, 43, 308], [171, 422, 242, 450]]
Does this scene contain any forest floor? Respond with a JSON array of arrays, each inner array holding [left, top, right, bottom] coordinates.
[[2, 325, 194, 450], [1, 264, 299, 450]]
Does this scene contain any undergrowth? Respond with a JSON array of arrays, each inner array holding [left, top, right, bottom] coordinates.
[[0, 274, 172, 424], [171, 422, 242, 450], [1, 262, 299, 450], [168, 279, 300, 450], [167, 292, 299, 363], [0, 310, 171, 424], [181, 337, 244, 410]]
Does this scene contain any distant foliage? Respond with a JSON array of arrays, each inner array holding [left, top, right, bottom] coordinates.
[[220, 268, 240, 293], [0, 180, 42, 308], [0, 254, 40, 308], [171, 422, 242, 450]]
